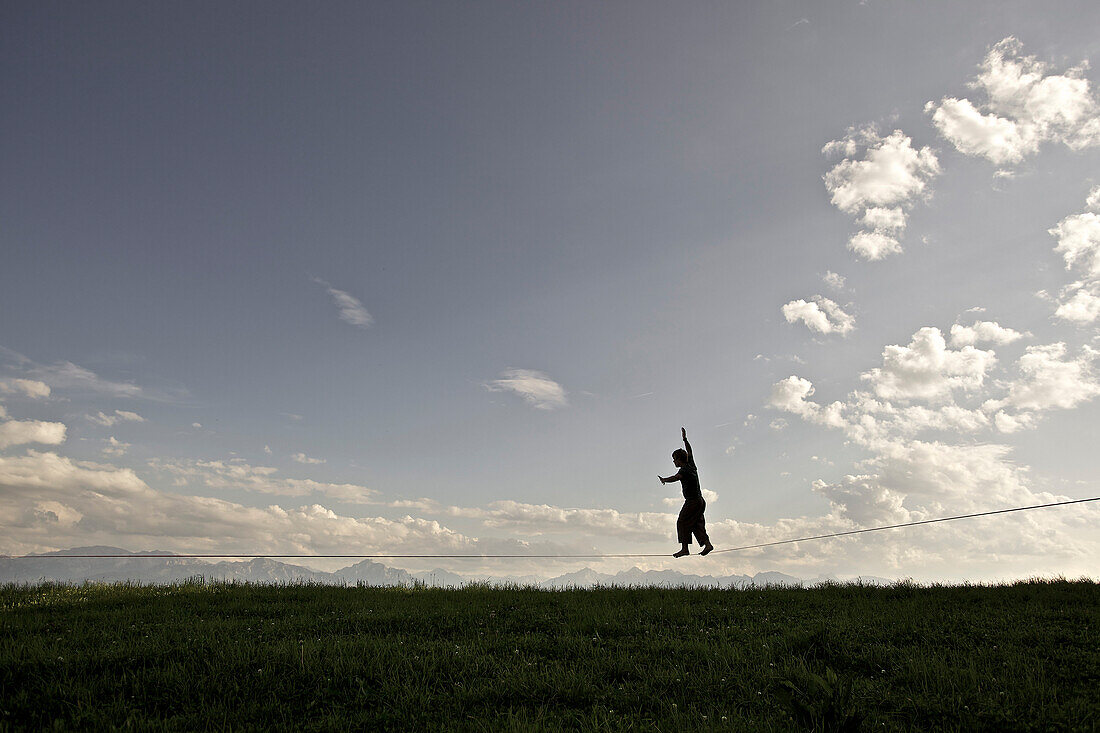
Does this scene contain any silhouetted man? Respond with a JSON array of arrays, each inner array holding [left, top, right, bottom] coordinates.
[[659, 427, 713, 558]]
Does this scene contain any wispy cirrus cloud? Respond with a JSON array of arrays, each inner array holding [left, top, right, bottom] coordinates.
[[312, 277, 373, 328], [33, 362, 144, 397], [486, 369, 568, 410], [0, 346, 185, 402], [88, 410, 146, 427], [148, 457, 376, 503]]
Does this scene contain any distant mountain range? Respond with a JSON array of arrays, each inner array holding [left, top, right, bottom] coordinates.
[[0, 547, 894, 588]]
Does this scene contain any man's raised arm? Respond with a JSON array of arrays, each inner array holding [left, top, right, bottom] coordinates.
[[681, 427, 693, 462]]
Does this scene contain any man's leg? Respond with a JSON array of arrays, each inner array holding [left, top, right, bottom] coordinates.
[[694, 512, 713, 555], [675, 503, 693, 557]]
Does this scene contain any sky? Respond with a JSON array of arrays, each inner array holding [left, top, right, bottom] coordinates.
[[2, 1, 1099, 582]]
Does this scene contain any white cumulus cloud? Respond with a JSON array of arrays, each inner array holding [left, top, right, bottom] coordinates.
[[1050, 212, 1100, 278], [782, 296, 855, 336], [1087, 185, 1100, 212], [859, 206, 907, 232], [1048, 190, 1100, 323], [927, 97, 1031, 165], [0, 379, 51, 398], [949, 321, 1029, 347], [928, 37, 1100, 167], [1054, 283, 1100, 323], [823, 126, 940, 260], [812, 475, 911, 526], [993, 411, 1036, 434], [768, 376, 820, 419], [0, 450, 495, 559], [846, 230, 901, 260], [996, 343, 1100, 412], [759, 309, 1100, 576], [0, 419, 68, 449], [823, 271, 846, 290], [861, 327, 997, 403]]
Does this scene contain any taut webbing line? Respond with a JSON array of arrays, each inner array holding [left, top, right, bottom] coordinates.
[[6, 496, 1097, 560], [710, 496, 1099, 554]]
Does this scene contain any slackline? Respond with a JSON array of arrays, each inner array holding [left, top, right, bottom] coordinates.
[[8, 496, 1097, 560]]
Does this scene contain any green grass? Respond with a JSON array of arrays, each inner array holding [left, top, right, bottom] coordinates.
[[1, 578, 1097, 731]]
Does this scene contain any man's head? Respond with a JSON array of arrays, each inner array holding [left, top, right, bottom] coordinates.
[[672, 448, 688, 467]]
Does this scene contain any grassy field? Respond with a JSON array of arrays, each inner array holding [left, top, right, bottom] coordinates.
[[1, 578, 1097, 731]]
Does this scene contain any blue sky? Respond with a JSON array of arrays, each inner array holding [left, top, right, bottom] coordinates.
[[2, 1, 1099, 580]]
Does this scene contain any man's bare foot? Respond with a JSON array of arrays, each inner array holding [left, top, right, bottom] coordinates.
[[673, 548, 689, 558], [699, 543, 714, 556]]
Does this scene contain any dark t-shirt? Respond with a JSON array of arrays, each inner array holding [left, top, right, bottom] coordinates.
[[677, 457, 702, 501]]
